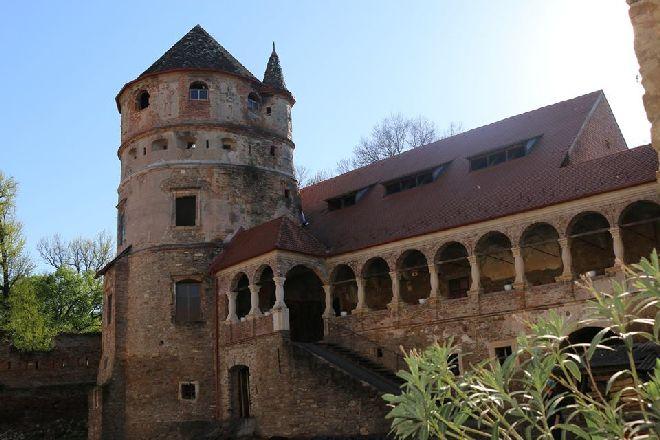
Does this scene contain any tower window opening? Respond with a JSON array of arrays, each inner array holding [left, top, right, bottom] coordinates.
[[205, 140, 209, 149], [270, 145, 276, 156], [266, 106, 272, 115], [175, 196, 197, 226], [179, 381, 198, 401], [186, 142, 196, 149], [175, 280, 202, 323], [189, 82, 208, 100], [152, 139, 168, 151], [117, 210, 126, 245], [107, 294, 113, 324], [284, 189, 291, 199], [247, 93, 260, 112], [142, 147, 146, 156], [136, 91, 150, 110]]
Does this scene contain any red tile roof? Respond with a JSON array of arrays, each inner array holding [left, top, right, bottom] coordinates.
[[210, 216, 327, 272], [211, 91, 657, 273]]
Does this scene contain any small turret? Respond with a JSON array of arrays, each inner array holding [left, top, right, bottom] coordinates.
[[263, 42, 288, 91]]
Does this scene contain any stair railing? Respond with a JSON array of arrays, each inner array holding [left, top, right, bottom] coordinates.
[[324, 318, 406, 373]]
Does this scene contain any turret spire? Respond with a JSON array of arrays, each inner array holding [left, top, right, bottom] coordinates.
[[263, 42, 288, 91]]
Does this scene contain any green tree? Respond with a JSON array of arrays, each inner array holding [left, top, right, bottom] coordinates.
[[32, 267, 103, 334], [384, 253, 660, 439], [0, 171, 33, 304], [5, 277, 55, 351]]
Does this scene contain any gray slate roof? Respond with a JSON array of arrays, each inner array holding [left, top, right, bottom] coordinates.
[[141, 25, 257, 81], [263, 43, 288, 91]]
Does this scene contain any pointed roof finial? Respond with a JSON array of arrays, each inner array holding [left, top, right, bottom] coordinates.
[[263, 42, 288, 91]]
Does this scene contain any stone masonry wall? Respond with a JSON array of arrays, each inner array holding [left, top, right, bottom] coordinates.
[[0, 333, 100, 432], [219, 332, 390, 438]]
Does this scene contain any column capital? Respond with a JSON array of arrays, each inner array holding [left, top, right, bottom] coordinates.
[[467, 254, 478, 264], [226, 290, 237, 299], [249, 284, 259, 294], [609, 226, 621, 237], [511, 246, 522, 257], [273, 276, 285, 286], [557, 237, 570, 247]]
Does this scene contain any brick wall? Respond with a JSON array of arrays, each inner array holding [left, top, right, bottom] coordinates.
[[0, 333, 100, 432]]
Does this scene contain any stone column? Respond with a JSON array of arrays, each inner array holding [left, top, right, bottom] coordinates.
[[428, 263, 439, 301], [271, 276, 289, 331], [610, 227, 625, 266], [226, 291, 238, 323], [468, 254, 481, 295], [248, 284, 262, 317], [388, 270, 402, 310], [353, 276, 368, 313], [323, 284, 334, 318], [556, 237, 573, 282], [511, 246, 526, 290], [273, 276, 286, 309]]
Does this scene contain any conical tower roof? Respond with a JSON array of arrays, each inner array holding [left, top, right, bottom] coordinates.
[[262, 42, 288, 91], [140, 25, 257, 81]]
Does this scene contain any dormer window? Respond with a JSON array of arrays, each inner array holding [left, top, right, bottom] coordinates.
[[136, 91, 150, 110], [383, 164, 447, 196], [469, 137, 539, 171], [327, 187, 369, 211], [247, 93, 260, 112], [189, 82, 208, 100]]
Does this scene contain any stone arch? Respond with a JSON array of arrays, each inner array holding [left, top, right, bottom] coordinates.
[[329, 264, 357, 316], [434, 241, 471, 299], [254, 265, 276, 313], [568, 211, 614, 276], [396, 249, 430, 304], [520, 222, 563, 286], [361, 257, 392, 310], [136, 89, 150, 110], [619, 200, 660, 264], [231, 272, 251, 319], [284, 265, 325, 342], [228, 365, 250, 419], [475, 231, 515, 293]]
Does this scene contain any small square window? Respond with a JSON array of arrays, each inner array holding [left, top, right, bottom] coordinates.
[[175, 196, 196, 226], [494, 345, 513, 365], [180, 382, 197, 401], [448, 353, 461, 376]]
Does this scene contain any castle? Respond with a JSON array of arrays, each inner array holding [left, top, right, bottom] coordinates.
[[87, 25, 660, 439]]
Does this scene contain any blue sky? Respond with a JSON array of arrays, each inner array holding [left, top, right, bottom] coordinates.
[[0, 1, 649, 269]]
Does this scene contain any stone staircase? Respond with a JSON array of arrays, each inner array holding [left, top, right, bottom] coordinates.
[[293, 341, 404, 395]]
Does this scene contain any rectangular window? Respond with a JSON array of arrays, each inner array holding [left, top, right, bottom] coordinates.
[[107, 294, 113, 324], [117, 211, 125, 245], [494, 345, 513, 365], [470, 156, 488, 171], [448, 353, 461, 376], [175, 196, 196, 226], [383, 165, 446, 196], [448, 277, 469, 299], [469, 136, 540, 171], [180, 382, 197, 400], [175, 281, 202, 323]]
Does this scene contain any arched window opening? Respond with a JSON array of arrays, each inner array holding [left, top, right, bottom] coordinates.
[[620, 201, 660, 264], [175, 280, 201, 323], [247, 93, 260, 112], [435, 242, 470, 299], [256, 266, 276, 313], [189, 82, 208, 100], [330, 265, 357, 316], [234, 273, 251, 319], [521, 223, 562, 286], [398, 250, 430, 304], [284, 265, 324, 342], [569, 212, 614, 276], [476, 232, 515, 293], [136, 90, 150, 110], [229, 365, 250, 419], [362, 258, 392, 310]]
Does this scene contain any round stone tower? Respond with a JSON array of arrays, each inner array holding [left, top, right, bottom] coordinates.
[[92, 26, 298, 440]]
